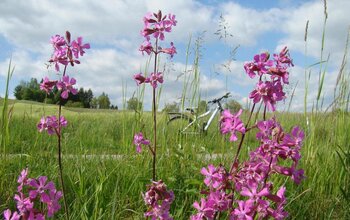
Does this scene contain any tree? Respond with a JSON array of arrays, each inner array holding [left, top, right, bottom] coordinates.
[[13, 78, 96, 108], [127, 97, 142, 111], [162, 102, 179, 113], [90, 97, 98, 108], [98, 92, 111, 109], [14, 85, 24, 100], [224, 99, 242, 113]]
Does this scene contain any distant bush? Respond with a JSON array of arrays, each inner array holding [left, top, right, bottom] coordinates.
[[65, 100, 84, 108]]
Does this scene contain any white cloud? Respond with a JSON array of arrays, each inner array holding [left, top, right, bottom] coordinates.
[[277, 0, 350, 67], [217, 2, 286, 46]]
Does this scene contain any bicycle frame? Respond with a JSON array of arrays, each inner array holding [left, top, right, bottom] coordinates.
[[180, 104, 221, 133]]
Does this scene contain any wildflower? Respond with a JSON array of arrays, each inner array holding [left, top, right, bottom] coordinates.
[[50, 35, 66, 50], [28, 176, 55, 200], [3, 169, 62, 219], [143, 180, 174, 220], [37, 115, 68, 135], [133, 132, 150, 153], [71, 36, 90, 59], [249, 80, 285, 111], [41, 190, 62, 217], [160, 42, 177, 58], [133, 73, 147, 85], [56, 75, 78, 99], [3, 209, 20, 220], [230, 200, 254, 220], [240, 182, 270, 201], [49, 31, 90, 72], [146, 72, 164, 89], [191, 198, 215, 220], [244, 52, 274, 78], [40, 77, 58, 94], [220, 109, 245, 142], [139, 38, 153, 55]]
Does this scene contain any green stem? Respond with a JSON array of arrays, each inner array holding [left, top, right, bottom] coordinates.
[[58, 65, 69, 220], [152, 39, 159, 181], [229, 103, 256, 173]]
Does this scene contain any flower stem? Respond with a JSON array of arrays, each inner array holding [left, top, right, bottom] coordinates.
[[58, 65, 69, 220], [230, 103, 256, 173], [152, 39, 159, 181]]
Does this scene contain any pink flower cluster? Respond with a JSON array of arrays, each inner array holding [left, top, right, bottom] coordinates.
[[143, 180, 175, 220], [37, 115, 67, 136], [244, 47, 293, 111], [134, 10, 177, 89], [40, 75, 78, 99], [49, 31, 90, 72], [192, 48, 304, 219], [134, 72, 164, 89], [220, 109, 246, 142], [133, 132, 151, 153], [3, 169, 62, 220], [192, 118, 305, 219], [38, 31, 89, 136]]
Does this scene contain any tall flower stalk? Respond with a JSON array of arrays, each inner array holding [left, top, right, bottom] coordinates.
[[38, 31, 90, 219], [133, 10, 177, 219], [192, 47, 304, 219]]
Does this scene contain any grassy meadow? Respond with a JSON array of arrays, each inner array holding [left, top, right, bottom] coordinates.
[[0, 98, 349, 219]]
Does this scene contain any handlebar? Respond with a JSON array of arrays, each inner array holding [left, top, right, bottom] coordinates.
[[208, 92, 231, 104]]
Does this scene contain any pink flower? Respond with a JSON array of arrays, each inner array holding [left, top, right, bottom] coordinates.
[[139, 38, 153, 55], [256, 117, 283, 141], [50, 48, 69, 72], [37, 115, 68, 135], [160, 42, 177, 58], [140, 10, 177, 51], [192, 198, 215, 220], [133, 132, 150, 153], [14, 193, 33, 215], [50, 35, 65, 50], [28, 176, 55, 200], [167, 13, 177, 26], [57, 75, 78, 99], [249, 80, 285, 111], [41, 190, 62, 217], [49, 31, 90, 72], [143, 180, 174, 219], [40, 77, 58, 94], [282, 126, 304, 148], [146, 72, 164, 89], [207, 191, 231, 212], [3, 209, 20, 220], [220, 109, 245, 142], [201, 164, 227, 189], [133, 73, 147, 86], [17, 168, 29, 192], [4, 169, 62, 219], [244, 52, 274, 78], [240, 182, 270, 201], [71, 36, 90, 59], [230, 200, 254, 220]]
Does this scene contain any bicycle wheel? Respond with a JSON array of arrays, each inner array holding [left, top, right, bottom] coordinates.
[[165, 113, 194, 144]]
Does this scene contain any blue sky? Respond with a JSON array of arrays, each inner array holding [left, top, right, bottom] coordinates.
[[0, 0, 349, 111]]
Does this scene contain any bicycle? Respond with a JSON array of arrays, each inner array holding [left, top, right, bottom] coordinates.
[[166, 92, 231, 135]]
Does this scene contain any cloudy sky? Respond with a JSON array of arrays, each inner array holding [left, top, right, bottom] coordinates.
[[0, 0, 349, 111]]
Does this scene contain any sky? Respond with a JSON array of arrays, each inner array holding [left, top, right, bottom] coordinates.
[[0, 0, 349, 111]]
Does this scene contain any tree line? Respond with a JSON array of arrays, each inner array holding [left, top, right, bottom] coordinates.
[[14, 78, 116, 109]]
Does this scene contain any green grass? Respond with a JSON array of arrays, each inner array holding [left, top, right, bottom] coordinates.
[[0, 100, 349, 219]]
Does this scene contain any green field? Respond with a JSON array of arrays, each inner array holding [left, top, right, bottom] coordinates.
[[0, 99, 349, 219]]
